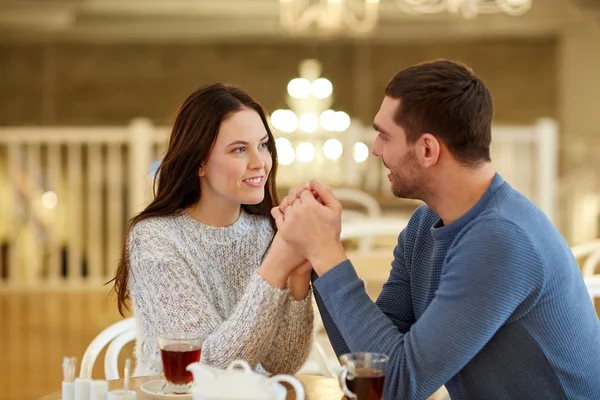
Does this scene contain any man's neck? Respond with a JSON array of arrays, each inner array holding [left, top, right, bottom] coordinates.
[[425, 164, 496, 226]]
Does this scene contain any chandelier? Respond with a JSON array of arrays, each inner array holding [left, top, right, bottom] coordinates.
[[271, 59, 370, 167], [395, 0, 532, 19], [279, 0, 380, 35]]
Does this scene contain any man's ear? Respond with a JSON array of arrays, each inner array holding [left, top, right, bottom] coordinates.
[[417, 133, 440, 168]]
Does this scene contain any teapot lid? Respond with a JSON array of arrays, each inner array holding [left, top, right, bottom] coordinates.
[[188, 360, 279, 400]]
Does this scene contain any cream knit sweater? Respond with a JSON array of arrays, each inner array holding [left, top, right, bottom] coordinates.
[[127, 209, 314, 377]]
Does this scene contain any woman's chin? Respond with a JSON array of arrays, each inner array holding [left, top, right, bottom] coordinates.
[[241, 194, 266, 206]]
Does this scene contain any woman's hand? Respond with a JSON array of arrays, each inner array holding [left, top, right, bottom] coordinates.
[[258, 233, 307, 289]]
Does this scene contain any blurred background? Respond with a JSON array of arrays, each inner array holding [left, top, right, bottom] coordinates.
[[1, 0, 600, 398]]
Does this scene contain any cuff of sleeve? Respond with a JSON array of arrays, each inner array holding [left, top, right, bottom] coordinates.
[[252, 272, 289, 306], [313, 260, 360, 304], [286, 284, 313, 306]]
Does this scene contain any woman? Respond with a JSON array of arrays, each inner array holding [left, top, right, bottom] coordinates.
[[111, 83, 314, 376]]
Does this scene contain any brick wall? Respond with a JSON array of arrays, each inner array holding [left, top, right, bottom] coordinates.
[[0, 38, 557, 126]]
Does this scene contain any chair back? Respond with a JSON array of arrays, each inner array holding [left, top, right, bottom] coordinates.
[[80, 317, 136, 379], [571, 239, 600, 277], [334, 189, 382, 252], [104, 328, 137, 380], [571, 240, 600, 302], [341, 217, 407, 254], [585, 275, 600, 299]]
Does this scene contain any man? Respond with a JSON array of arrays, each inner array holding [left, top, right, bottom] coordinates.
[[272, 60, 600, 399]]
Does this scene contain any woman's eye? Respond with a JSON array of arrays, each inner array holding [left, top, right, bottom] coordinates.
[[234, 147, 246, 153], [259, 142, 269, 149]]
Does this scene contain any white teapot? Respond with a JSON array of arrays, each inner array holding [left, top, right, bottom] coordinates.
[[186, 360, 305, 400]]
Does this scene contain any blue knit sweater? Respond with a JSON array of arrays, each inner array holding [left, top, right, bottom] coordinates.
[[313, 174, 600, 399]]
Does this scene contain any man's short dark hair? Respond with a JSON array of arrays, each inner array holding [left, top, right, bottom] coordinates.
[[385, 59, 493, 166]]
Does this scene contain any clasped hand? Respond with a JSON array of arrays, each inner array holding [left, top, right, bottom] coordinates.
[[259, 179, 346, 290], [271, 180, 346, 277]]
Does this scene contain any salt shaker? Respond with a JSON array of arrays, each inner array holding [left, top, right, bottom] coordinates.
[[74, 377, 92, 400], [89, 380, 109, 400], [62, 357, 76, 400]]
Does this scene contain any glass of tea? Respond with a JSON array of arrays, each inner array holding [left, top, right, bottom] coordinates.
[[142, 332, 203, 394], [338, 352, 389, 400]]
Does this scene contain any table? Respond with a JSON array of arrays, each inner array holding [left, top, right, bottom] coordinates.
[[38, 374, 344, 400]]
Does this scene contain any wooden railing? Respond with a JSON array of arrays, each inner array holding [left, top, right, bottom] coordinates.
[[0, 119, 167, 288], [0, 118, 559, 288]]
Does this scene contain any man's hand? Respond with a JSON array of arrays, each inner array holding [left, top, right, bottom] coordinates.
[[272, 180, 346, 276]]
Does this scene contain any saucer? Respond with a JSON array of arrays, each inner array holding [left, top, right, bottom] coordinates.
[[139, 380, 193, 399]]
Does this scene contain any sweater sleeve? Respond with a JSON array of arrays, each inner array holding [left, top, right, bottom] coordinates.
[[312, 271, 351, 357], [313, 229, 415, 358], [259, 288, 314, 374], [313, 218, 544, 400], [129, 226, 288, 376], [377, 231, 415, 333]]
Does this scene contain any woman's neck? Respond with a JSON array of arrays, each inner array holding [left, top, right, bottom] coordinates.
[[186, 197, 242, 227]]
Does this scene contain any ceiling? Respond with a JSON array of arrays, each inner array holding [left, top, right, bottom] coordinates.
[[0, 0, 593, 42]]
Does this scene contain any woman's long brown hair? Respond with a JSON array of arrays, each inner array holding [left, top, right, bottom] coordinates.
[[110, 83, 279, 316]]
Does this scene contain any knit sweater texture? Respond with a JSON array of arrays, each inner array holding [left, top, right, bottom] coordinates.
[[128, 209, 313, 377], [314, 174, 600, 399]]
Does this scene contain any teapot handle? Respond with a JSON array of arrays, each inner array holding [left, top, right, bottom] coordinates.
[[269, 375, 305, 400], [226, 360, 253, 373]]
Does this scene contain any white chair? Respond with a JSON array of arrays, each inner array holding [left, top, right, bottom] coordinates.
[[302, 218, 409, 379], [571, 239, 600, 278], [333, 188, 382, 252], [341, 217, 408, 255], [571, 239, 600, 301], [571, 239, 600, 259], [297, 340, 337, 377], [105, 328, 137, 380], [333, 188, 382, 218], [340, 217, 407, 239], [80, 317, 136, 379], [89, 317, 334, 379], [584, 275, 600, 298]]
